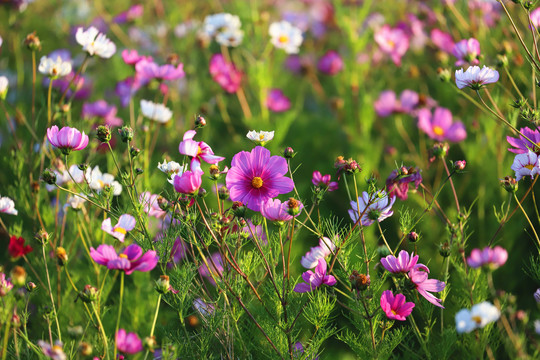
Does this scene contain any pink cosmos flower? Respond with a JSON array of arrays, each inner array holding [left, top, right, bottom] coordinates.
[[116, 329, 143, 355], [531, 8, 540, 29], [409, 267, 446, 308], [374, 89, 427, 117], [380, 290, 415, 321], [101, 214, 136, 242], [266, 89, 291, 112], [294, 258, 336, 293], [301, 237, 336, 269], [381, 250, 428, 274], [374, 90, 399, 117], [260, 198, 294, 222], [385, 166, 422, 200], [0, 273, 13, 296], [452, 38, 480, 66], [135, 58, 185, 83], [90, 244, 159, 275], [430, 29, 455, 53], [173, 169, 204, 194], [47, 125, 89, 155], [506, 127, 540, 154], [417, 107, 466, 142], [467, 246, 508, 269], [312, 171, 338, 191], [348, 190, 395, 226], [82, 100, 122, 127], [139, 192, 167, 218], [168, 237, 187, 267], [38, 340, 66, 360], [317, 50, 343, 75], [511, 151, 540, 181], [113, 4, 143, 24], [121, 49, 152, 66], [455, 65, 499, 90], [226, 146, 295, 211], [199, 252, 224, 286], [0, 196, 17, 215], [209, 54, 242, 93], [178, 130, 225, 171], [374, 25, 409, 66]]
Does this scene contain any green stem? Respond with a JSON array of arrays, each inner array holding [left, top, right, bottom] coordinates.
[[47, 79, 53, 124], [113, 272, 125, 360], [42, 246, 62, 342], [513, 193, 540, 248], [143, 294, 162, 360], [91, 302, 110, 360]]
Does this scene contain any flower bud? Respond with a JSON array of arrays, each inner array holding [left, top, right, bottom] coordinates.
[[157, 196, 170, 211], [96, 125, 111, 143], [35, 229, 49, 245], [24, 32, 42, 51], [283, 147, 296, 159], [26, 282, 37, 292], [130, 147, 141, 158], [428, 142, 449, 162], [439, 242, 451, 257], [56, 247, 68, 266], [78, 285, 99, 303], [377, 245, 391, 258], [500, 176, 518, 193], [155, 275, 170, 294], [143, 336, 158, 352], [218, 186, 229, 200], [10, 266, 27, 287], [11, 313, 21, 328], [118, 126, 133, 142], [78, 163, 88, 172], [232, 201, 246, 218], [407, 231, 419, 243], [452, 160, 466, 172], [195, 115, 206, 128], [510, 98, 527, 109], [41, 168, 57, 185], [79, 342, 93, 357], [209, 165, 221, 180], [437, 67, 451, 82], [344, 159, 361, 174], [496, 54, 509, 68], [349, 270, 371, 291], [197, 188, 207, 198], [135, 168, 144, 175]]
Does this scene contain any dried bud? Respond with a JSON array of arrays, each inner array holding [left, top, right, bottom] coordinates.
[[285, 198, 302, 216], [96, 125, 111, 143], [232, 201, 246, 218], [195, 115, 206, 128], [26, 282, 37, 292], [349, 270, 371, 291], [500, 176, 518, 193], [439, 242, 451, 257], [35, 229, 49, 245], [407, 231, 419, 243], [209, 165, 221, 180], [41, 168, 57, 185], [130, 146, 141, 158], [143, 336, 158, 352], [118, 126, 133, 143], [453, 160, 466, 172], [78, 285, 99, 303], [79, 342, 93, 357], [55, 247, 68, 266], [218, 185, 229, 200], [283, 147, 296, 159], [155, 275, 170, 294], [24, 32, 42, 51], [10, 266, 27, 287]]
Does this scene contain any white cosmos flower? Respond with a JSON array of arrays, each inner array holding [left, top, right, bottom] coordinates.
[[269, 21, 303, 54], [511, 151, 540, 181], [203, 13, 241, 37], [246, 130, 275, 145], [76, 26, 116, 58], [86, 166, 122, 195], [455, 301, 500, 334], [0, 76, 8, 99], [215, 27, 244, 47], [0, 196, 18, 215], [158, 160, 185, 175], [38, 56, 72, 78], [140, 100, 173, 123], [455, 65, 499, 90], [64, 194, 86, 210]]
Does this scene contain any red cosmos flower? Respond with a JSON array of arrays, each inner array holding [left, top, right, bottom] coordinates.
[[8, 236, 33, 258]]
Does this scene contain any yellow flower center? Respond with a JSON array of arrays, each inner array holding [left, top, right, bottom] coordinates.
[[387, 40, 395, 48], [114, 227, 127, 235], [119, 254, 128, 259], [52, 345, 63, 351], [433, 126, 444, 136], [472, 315, 482, 324], [525, 164, 535, 170], [259, 134, 265, 141], [391, 310, 397, 316], [278, 35, 289, 44], [98, 180, 105, 188], [251, 176, 263, 189], [197, 146, 202, 156]]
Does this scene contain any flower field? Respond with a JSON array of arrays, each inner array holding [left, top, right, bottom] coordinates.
[[1, 0, 540, 359]]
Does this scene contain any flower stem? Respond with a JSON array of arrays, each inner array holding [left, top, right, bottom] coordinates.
[[113, 271, 125, 360], [143, 294, 162, 360], [91, 302, 110, 360], [513, 193, 540, 248], [42, 245, 62, 342], [47, 79, 53, 124]]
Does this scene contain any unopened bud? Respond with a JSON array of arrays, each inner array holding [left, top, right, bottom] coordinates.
[[24, 32, 42, 51], [510, 98, 527, 109], [155, 275, 170, 294], [157, 196, 170, 211], [10, 266, 27, 287], [118, 126, 133, 142], [232, 201, 246, 218], [135, 168, 144, 175], [96, 125, 111, 143], [500, 176, 518, 193], [439, 242, 451, 257], [11, 313, 21, 328], [78, 163, 88, 172], [209, 165, 221, 180], [429, 142, 449, 162], [78, 285, 99, 303], [26, 282, 37, 292], [453, 160, 466, 172], [195, 115, 206, 128], [41, 168, 57, 185], [130, 147, 141, 158], [407, 231, 419, 243], [437, 67, 451, 82], [283, 147, 296, 159], [35, 229, 49, 245], [218, 186, 229, 200]]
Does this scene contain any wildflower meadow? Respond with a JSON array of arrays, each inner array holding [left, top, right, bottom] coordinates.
[[3, 0, 540, 359]]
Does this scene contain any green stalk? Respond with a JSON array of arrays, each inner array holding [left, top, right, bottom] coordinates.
[[143, 294, 162, 360], [113, 272, 125, 360]]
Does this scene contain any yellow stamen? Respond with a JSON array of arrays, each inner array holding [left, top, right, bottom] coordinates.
[[471, 315, 482, 324], [251, 177, 263, 189], [119, 254, 128, 259], [259, 134, 265, 141], [433, 126, 444, 136], [525, 164, 535, 170], [278, 35, 288, 44], [114, 227, 127, 235]]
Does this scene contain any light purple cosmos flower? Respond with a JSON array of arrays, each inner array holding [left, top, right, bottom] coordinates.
[[452, 38, 480, 66], [312, 171, 338, 191], [467, 246, 508, 269], [430, 29, 455, 53], [199, 252, 224, 286], [38, 340, 66, 360], [417, 107, 466, 142], [260, 198, 294, 222], [101, 214, 136, 242], [294, 258, 336, 293], [409, 267, 446, 308], [0, 273, 13, 296], [531, 8, 540, 29], [455, 65, 499, 90], [374, 25, 409, 66], [266, 89, 291, 112], [506, 127, 540, 154], [173, 169, 204, 194], [0, 196, 17, 215], [194, 298, 215, 317], [115, 76, 141, 107], [90, 244, 158, 275], [380, 290, 415, 321], [135, 58, 185, 83], [374, 90, 399, 117], [301, 237, 336, 269], [381, 250, 428, 274], [317, 50, 343, 75], [226, 146, 295, 211], [113, 4, 143, 24], [348, 190, 396, 226], [385, 166, 422, 200], [82, 100, 122, 127], [374, 89, 425, 117], [121, 49, 152, 66], [47, 125, 89, 155], [168, 237, 187, 267], [116, 329, 143, 355], [209, 54, 242, 93], [139, 192, 167, 218], [178, 130, 225, 171], [511, 151, 540, 181]]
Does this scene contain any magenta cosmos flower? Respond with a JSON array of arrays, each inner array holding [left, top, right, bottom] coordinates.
[[507, 127, 540, 154], [82, 100, 123, 127], [135, 58, 184, 83], [430, 29, 455, 53], [312, 171, 338, 191], [90, 244, 158, 275], [409, 267, 446, 308], [178, 130, 225, 171], [381, 250, 428, 274], [380, 290, 415, 321], [209, 53, 242, 93], [455, 65, 499, 90], [101, 214, 136, 242], [0, 273, 13, 296], [417, 107, 466, 142], [266, 89, 291, 112], [317, 50, 343, 75], [139, 192, 167, 218], [294, 258, 336, 293], [260, 198, 295, 222], [348, 190, 395, 226], [301, 237, 336, 269], [452, 38, 480, 66], [226, 146, 295, 211], [385, 166, 422, 200], [531, 7, 540, 28], [47, 125, 89, 155], [467, 246, 508, 269], [121, 49, 152, 66], [374, 25, 409, 66], [173, 169, 204, 194], [116, 329, 143, 355]]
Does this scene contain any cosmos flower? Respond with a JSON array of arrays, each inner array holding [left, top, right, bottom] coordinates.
[[38, 340, 66, 360], [294, 258, 336, 293], [0, 273, 13, 297], [246, 130, 275, 146], [113, 4, 143, 24], [269, 21, 303, 54], [506, 127, 540, 154], [467, 246, 508, 269], [64, 194, 86, 210], [455, 65, 499, 90], [385, 166, 422, 200], [116, 329, 143, 355], [531, 8, 540, 29], [374, 25, 409, 66], [409, 267, 446, 308], [511, 151, 540, 181], [101, 214, 136, 242], [455, 302, 500, 334], [140, 100, 172, 123], [417, 107, 466, 142], [157, 160, 184, 176], [452, 38, 481, 66], [430, 29, 455, 53], [82, 100, 122, 127], [317, 50, 343, 75], [199, 252, 224, 286], [380, 290, 415, 321], [47, 125, 89, 155], [226, 146, 294, 211], [178, 129, 225, 171], [260, 198, 294, 222], [348, 190, 395, 226], [300, 237, 336, 269], [8, 236, 33, 258], [209, 54, 242, 93], [85, 166, 122, 195], [135, 58, 185, 83], [90, 244, 159, 275], [312, 171, 338, 191], [193, 298, 215, 317], [38, 56, 72, 78], [266, 89, 291, 112], [381, 250, 427, 274], [75, 26, 116, 58], [202, 13, 243, 47], [173, 169, 204, 194], [0, 196, 17, 215], [139, 192, 167, 219]]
